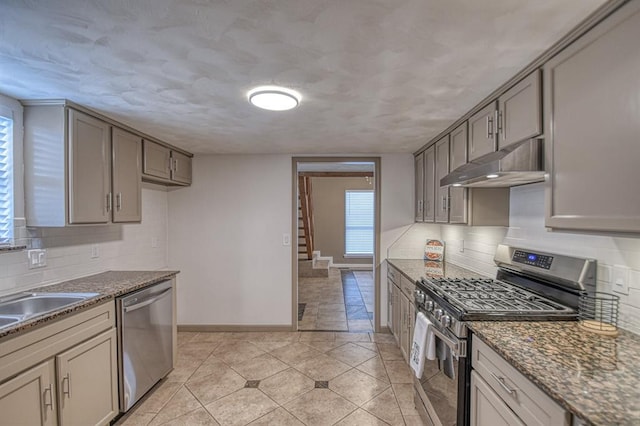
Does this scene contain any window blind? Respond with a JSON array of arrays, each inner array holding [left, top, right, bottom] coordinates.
[[0, 115, 13, 244], [345, 190, 374, 255]]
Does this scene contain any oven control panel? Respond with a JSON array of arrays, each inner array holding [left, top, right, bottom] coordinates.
[[512, 250, 553, 269]]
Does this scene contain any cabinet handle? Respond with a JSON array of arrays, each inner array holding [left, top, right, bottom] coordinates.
[[116, 193, 122, 211], [62, 373, 71, 398], [43, 384, 53, 410], [173, 158, 178, 172], [490, 372, 517, 396], [442, 196, 448, 211], [106, 193, 112, 213], [486, 115, 493, 139], [497, 110, 504, 136]]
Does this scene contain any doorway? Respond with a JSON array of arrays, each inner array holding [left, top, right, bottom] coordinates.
[[291, 157, 381, 333]]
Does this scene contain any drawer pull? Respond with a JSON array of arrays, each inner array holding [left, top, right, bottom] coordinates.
[[490, 372, 517, 396]]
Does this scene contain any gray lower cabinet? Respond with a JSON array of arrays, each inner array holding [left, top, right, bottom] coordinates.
[[112, 128, 142, 223], [468, 102, 497, 161], [498, 70, 542, 150], [143, 140, 193, 186], [544, 0, 640, 232], [470, 371, 525, 426], [414, 151, 425, 221], [434, 135, 450, 223]]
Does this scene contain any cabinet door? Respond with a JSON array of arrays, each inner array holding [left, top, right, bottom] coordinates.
[[414, 152, 425, 221], [0, 359, 57, 426], [387, 278, 393, 332], [57, 329, 118, 426], [468, 102, 497, 161], [143, 140, 171, 180], [544, 1, 640, 232], [434, 136, 450, 223], [67, 109, 111, 224], [112, 128, 142, 223], [392, 284, 401, 345], [399, 293, 410, 362], [449, 123, 468, 224], [423, 146, 435, 222], [171, 151, 192, 185], [498, 70, 542, 150], [470, 371, 525, 426]]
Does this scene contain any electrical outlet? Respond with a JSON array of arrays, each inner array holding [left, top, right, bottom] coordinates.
[[283, 233, 291, 246], [91, 245, 100, 259], [613, 265, 629, 295], [151, 237, 159, 248], [459, 240, 464, 253], [28, 249, 47, 269]]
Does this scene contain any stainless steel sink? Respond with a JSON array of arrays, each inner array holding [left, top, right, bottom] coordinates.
[[0, 292, 99, 329]]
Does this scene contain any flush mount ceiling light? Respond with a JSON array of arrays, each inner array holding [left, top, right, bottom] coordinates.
[[248, 85, 301, 111], [486, 174, 500, 179]]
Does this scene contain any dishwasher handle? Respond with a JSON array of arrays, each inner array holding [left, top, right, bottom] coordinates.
[[124, 288, 172, 313]]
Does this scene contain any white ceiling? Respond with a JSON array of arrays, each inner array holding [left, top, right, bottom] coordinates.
[[1, 0, 605, 154]]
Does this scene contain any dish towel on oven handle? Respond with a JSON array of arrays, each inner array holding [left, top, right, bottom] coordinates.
[[410, 312, 436, 378]]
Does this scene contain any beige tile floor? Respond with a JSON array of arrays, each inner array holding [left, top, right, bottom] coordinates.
[[298, 268, 374, 332], [116, 331, 425, 426]]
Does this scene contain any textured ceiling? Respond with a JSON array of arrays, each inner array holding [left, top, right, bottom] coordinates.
[[0, 0, 606, 154]]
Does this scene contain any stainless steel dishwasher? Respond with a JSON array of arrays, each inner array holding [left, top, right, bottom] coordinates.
[[117, 280, 173, 412]]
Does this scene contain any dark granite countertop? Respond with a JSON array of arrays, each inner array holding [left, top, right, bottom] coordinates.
[[469, 321, 640, 426], [387, 258, 490, 283], [0, 270, 179, 341]]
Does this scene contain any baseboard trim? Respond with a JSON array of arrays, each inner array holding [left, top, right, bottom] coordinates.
[[332, 263, 373, 269], [178, 324, 295, 332], [379, 325, 390, 333]]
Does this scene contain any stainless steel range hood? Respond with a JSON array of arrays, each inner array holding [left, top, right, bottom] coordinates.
[[440, 139, 545, 188]]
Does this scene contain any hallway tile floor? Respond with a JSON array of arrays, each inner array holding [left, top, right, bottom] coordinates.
[[116, 331, 423, 426], [298, 268, 374, 332]]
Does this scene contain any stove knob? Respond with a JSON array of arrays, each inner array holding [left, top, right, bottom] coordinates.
[[425, 301, 434, 311], [434, 308, 444, 320], [415, 291, 425, 304], [441, 315, 452, 328]]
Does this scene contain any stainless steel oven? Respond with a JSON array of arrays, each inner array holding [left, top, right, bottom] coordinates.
[[412, 244, 596, 426], [414, 301, 469, 426]]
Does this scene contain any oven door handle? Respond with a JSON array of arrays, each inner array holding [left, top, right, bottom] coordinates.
[[429, 324, 466, 358]]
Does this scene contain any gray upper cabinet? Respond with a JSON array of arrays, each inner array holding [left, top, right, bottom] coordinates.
[[143, 140, 192, 186], [498, 70, 542, 150], [171, 151, 192, 185], [68, 109, 111, 224], [449, 123, 468, 224], [142, 140, 171, 180], [414, 152, 425, 221], [423, 146, 435, 222], [434, 135, 450, 223], [468, 102, 497, 161], [544, 0, 640, 232], [112, 128, 142, 223]]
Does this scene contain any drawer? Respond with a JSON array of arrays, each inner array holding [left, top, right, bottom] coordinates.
[[471, 335, 569, 426], [387, 265, 400, 284], [400, 274, 415, 299]]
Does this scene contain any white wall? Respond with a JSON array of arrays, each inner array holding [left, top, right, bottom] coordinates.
[[167, 155, 293, 326], [0, 184, 170, 296], [167, 153, 414, 328]]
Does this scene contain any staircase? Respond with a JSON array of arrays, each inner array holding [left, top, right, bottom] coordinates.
[[298, 252, 331, 278], [298, 176, 314, 261]]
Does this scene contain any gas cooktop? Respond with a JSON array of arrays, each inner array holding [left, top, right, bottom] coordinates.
[[421, 277, 575, 316]]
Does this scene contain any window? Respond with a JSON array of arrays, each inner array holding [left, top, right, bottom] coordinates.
[[345, 190, 374, 255], [0, 114, 13, 244]]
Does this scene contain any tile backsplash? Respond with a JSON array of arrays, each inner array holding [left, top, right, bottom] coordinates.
[[389, 182, 640, 334], [0, 184, 168, 296]]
